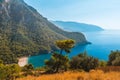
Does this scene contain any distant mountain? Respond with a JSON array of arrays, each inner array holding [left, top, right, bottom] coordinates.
[[52, 21, 104, 32], [0, 0, 88, 59]]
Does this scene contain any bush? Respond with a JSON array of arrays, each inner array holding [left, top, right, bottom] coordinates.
[[22, 64, 34, 76], [70, 52, 99, 71], [99, 60, 107, 67], [0, 59, 3, 64], [45, 39, 75, 73], [45, 53, 69, 73], [108, 50, 120, 66], [0, 63, 21, 80]]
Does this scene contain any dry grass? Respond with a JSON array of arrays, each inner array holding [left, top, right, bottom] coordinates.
[[17, 70, 120, 80], [97, 66, 120, 72]]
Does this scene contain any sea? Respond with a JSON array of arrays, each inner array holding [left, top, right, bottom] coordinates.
[[28, 30, 120, 68]]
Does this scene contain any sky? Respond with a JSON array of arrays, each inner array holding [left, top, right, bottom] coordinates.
[[24, 0, 120, 29]]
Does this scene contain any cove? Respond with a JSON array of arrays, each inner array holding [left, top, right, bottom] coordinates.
[[28, 30, 120, 68]]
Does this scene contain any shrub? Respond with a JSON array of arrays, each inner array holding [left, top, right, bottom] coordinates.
[[0, 63, 21, 80], [99, 60, 107, 67], [22, 64, 34, 76], [108, 50, 120, 66], [45, 39, 75, 73], [70, 52, 99, 71], [45, 53, 69, 73]]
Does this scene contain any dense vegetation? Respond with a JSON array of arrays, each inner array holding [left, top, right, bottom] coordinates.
[[0, 0, 120, 79], [70, 52, 99, 71], [108, 50, 120, 66], [45, 40, 120, 73], [0, 61, 21, 80], [0, 0, 88, 64], [45, 39, 75, 73], [0, 39, 120, 79]]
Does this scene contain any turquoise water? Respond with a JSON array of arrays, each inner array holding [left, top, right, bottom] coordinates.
[[28, 30, 120, 68]]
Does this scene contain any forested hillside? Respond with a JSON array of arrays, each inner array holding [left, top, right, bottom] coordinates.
[[0, 0, 88, 63]]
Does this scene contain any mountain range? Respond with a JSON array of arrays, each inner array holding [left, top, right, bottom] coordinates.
[[0, 0, 88, 62], [52, 21, 104, 32]]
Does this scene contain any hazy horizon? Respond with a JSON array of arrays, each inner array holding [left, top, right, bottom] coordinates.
[[24, 0, 120, 30]]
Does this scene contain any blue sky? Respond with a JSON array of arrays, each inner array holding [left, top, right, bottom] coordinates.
[[24, 0, 120, 29]]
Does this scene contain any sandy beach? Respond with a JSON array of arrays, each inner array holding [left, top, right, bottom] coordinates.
[[18, 57, 28, 67]]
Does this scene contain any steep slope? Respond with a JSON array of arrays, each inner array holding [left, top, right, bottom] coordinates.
[[0, 0, 88, 58], [52, 21, 104, 32]]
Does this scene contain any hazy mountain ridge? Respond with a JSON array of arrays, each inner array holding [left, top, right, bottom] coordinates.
[[52, 21, 104, 32], [0, 0, 88, 58]]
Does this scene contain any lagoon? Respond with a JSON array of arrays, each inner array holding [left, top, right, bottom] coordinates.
[[28, 30, 120, 68]]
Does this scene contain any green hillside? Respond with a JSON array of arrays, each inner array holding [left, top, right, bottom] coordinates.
[[0, 0, 88, 63]]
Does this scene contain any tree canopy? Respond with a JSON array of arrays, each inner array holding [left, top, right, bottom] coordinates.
[[56, 39, 75, 54], [45, 39, 75, 73]]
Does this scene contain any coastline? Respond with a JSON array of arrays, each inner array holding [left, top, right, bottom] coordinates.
[[18, 57, 28, 67]]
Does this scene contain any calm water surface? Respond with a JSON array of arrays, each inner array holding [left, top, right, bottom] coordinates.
[[28, 30, 120, 68]]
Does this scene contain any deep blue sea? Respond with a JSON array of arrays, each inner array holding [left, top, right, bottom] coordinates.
[[28, 30, 120, 68]]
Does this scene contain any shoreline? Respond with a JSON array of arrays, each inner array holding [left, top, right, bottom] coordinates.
[[18, 57, 28, 67]]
